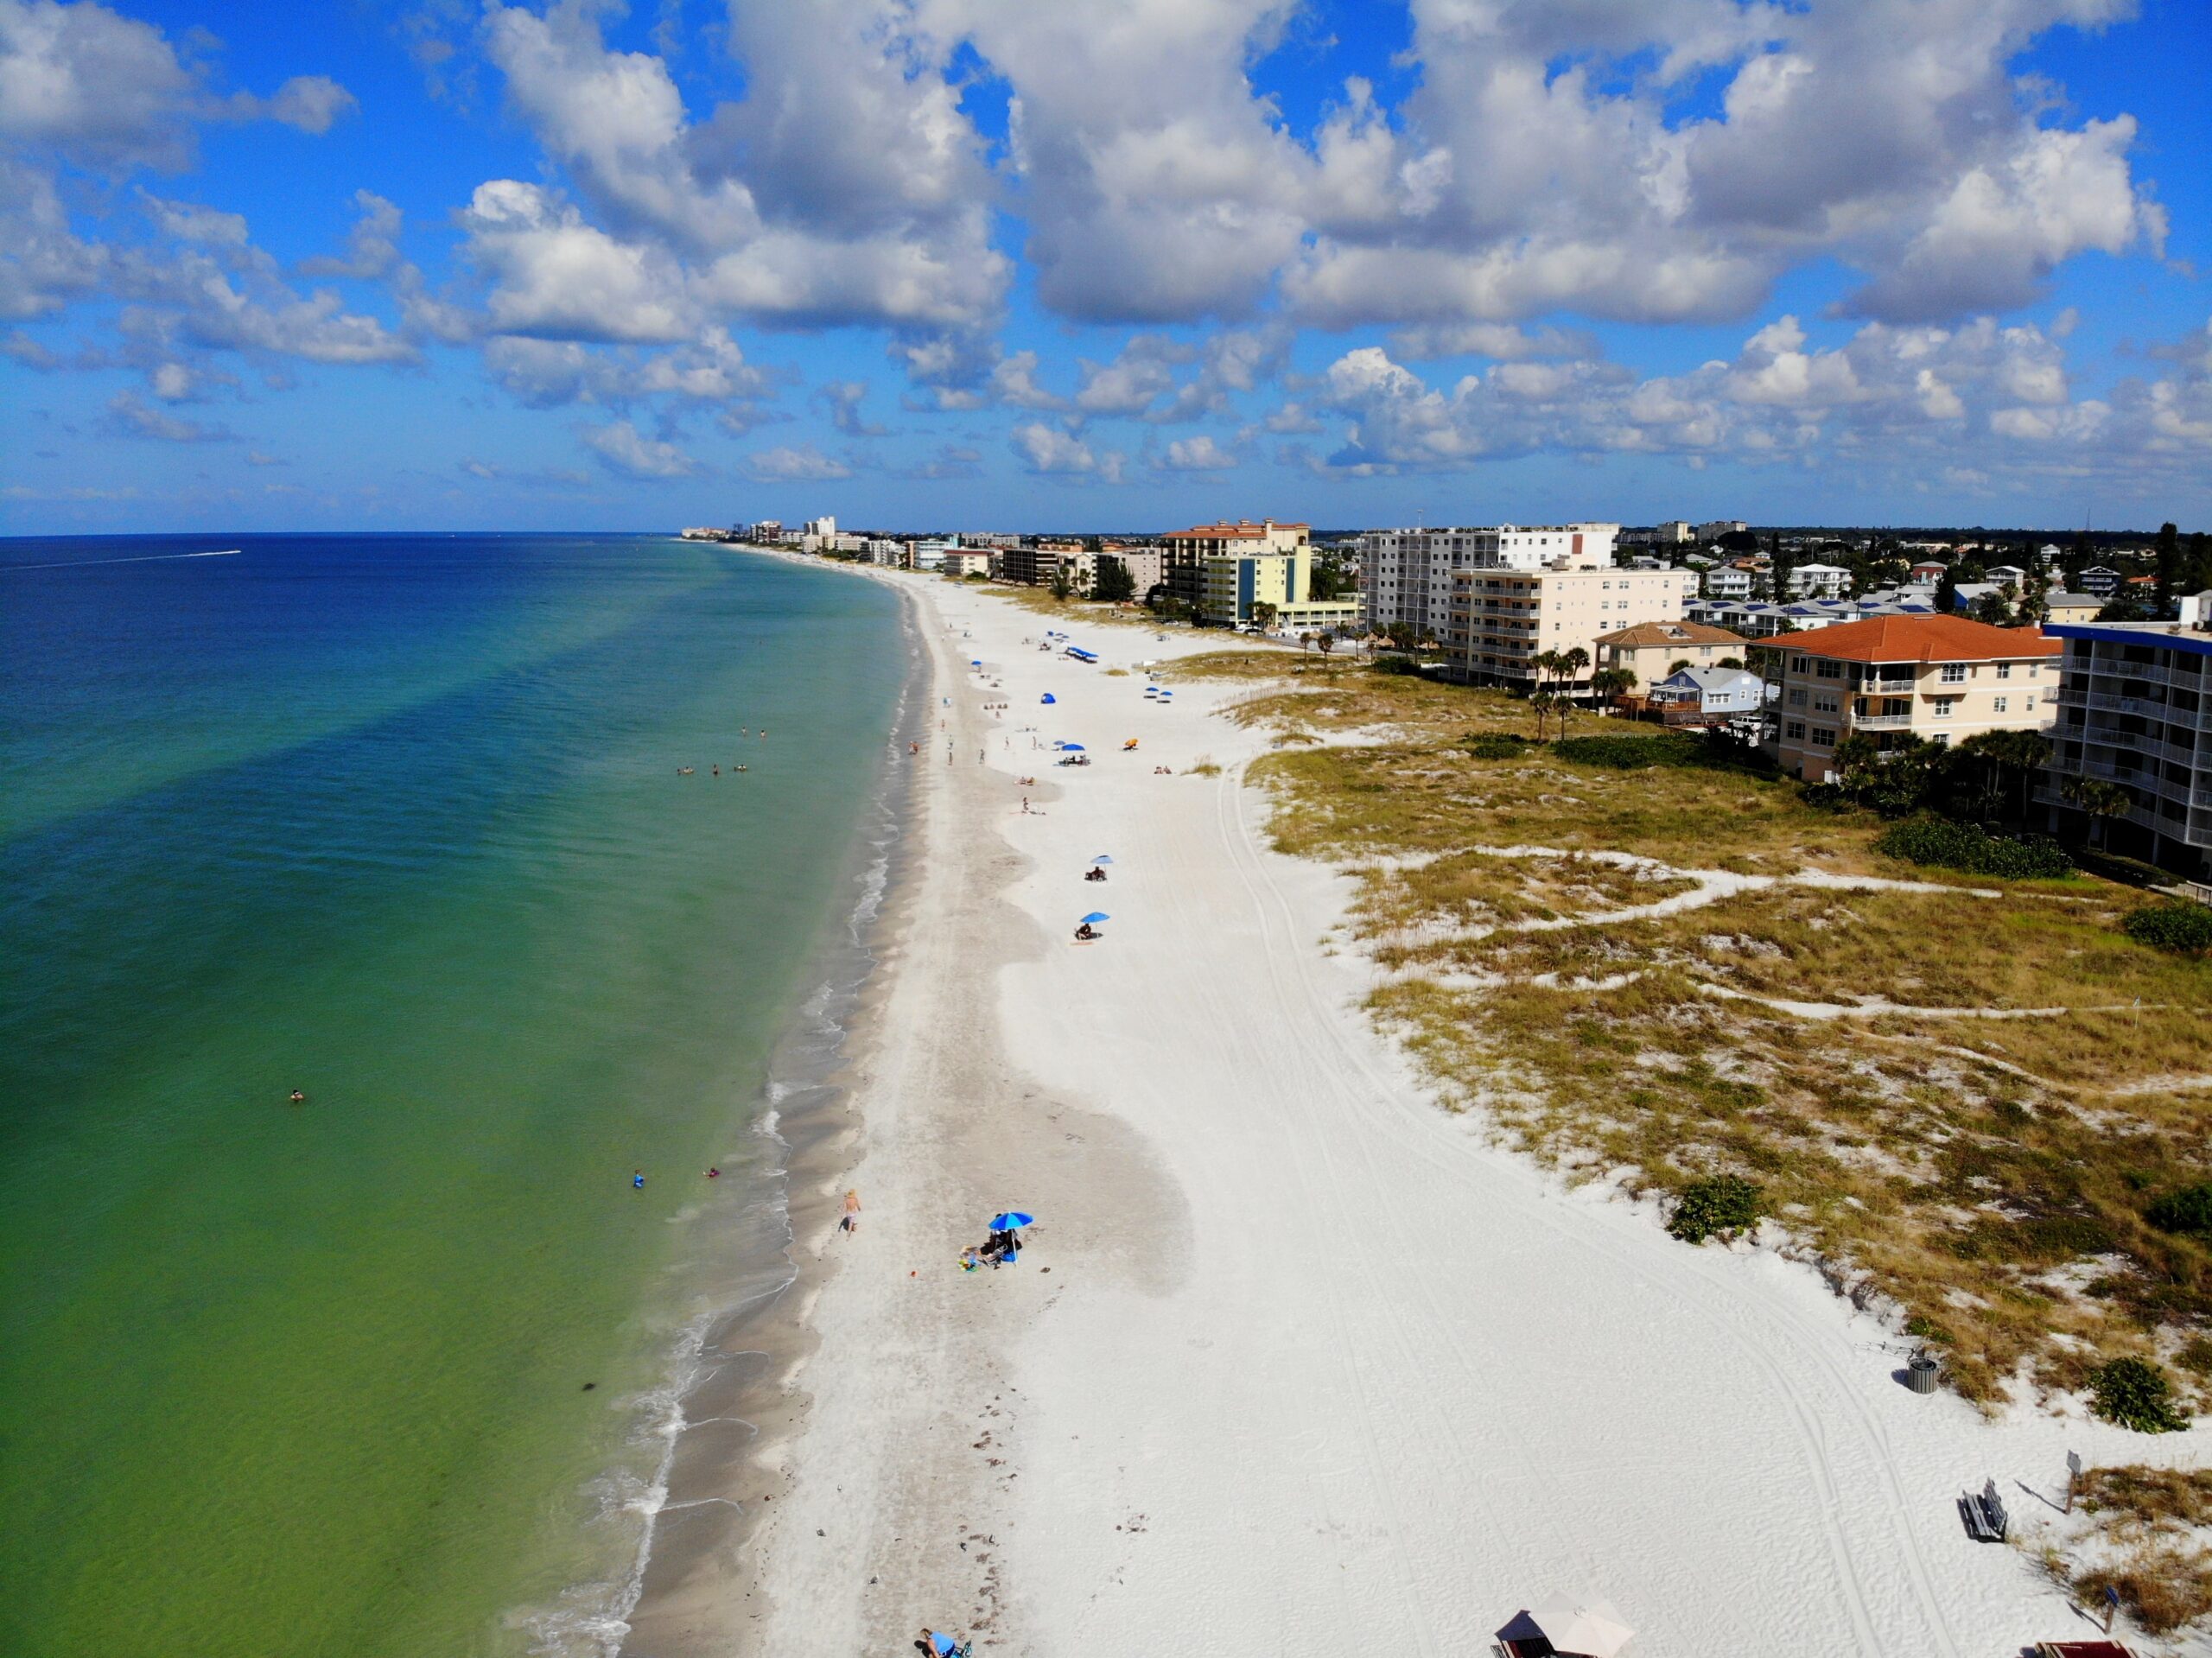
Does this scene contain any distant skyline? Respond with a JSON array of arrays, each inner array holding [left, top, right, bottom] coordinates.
[[3, 0, 2209, 535]]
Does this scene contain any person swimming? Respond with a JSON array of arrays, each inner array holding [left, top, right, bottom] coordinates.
[[288, 1089, 306, 1104], [632, 1169, 645, 1190]]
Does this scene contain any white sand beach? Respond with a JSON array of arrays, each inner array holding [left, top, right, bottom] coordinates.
[[743, 569, 2209, 1658]]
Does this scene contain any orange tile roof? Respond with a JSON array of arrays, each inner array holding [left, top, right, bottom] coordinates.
[[1163, 521, 1308, 538], [1765, 614, 2058, 664], [1594, 620, 1747, 648]]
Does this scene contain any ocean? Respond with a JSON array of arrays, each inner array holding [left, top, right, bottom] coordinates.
[[0, 534, 911, 1657]]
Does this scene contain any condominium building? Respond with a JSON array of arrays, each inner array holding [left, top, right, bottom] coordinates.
[[2041, 607, 2212, 879], [1448, 564, 1698, 689], [938, 549, 990, 579], [1357, 523, 1621, 638], [1701, 567, 1754, 600], [1749, 615, 2058, 782], [1785, 563, 1853, 600], [1197, 544, 1361, 632], [1000, 541, 1093, 589], [1160, 519, 1308, 607], [1593, 619, 1750, 691], [1096, 543, 1165, 600]]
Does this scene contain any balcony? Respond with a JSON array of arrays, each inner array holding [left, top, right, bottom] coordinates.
[[1850, 713, 1915, 731], [2050, 684, 2088, 706], [2089, 691, 2166, 715]]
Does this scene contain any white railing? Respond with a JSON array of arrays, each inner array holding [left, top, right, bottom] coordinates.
[[1851, 714, 1914, 730]]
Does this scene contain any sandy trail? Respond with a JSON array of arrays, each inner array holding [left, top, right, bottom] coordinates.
[[743, 574, 2208, 1658]]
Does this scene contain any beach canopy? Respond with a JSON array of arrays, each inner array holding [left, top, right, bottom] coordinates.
[[1040, 693, 1057, 704], [1060, 742, 1085, 751], [1091, 854, 1113, 864], [988, 1211, 1035, 1231], [1496, 1596, 1634, 1658], [1080, 912, 1109, 924]]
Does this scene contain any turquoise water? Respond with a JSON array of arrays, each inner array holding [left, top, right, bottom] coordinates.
[[0, 536, 906, 1657]]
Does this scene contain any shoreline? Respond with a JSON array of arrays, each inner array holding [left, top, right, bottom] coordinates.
[[604, 551, 936, 1658], [706, 564, 2204, 1657]]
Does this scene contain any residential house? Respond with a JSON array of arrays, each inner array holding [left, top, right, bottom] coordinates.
[[2040, 606, 2212, 879], [2078, 565, 2123, 597], [1984, 564, 2029, 589], [1751, 614, 2059, 782], [1593, 619, 1750, 691], [1701, 566, 1755, 600], [1907, 560, 1948, 586], [1785, 562, 1853, 600], [1649, 666, 1769, 727], [2043, 591, 2103, 625]]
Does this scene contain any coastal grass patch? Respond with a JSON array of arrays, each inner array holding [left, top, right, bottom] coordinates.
[[2067, 1466, 2212, 1635], [1207, 652, 2212, 1418]]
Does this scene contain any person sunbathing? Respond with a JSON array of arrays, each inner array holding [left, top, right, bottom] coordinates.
[[1085, 867, 1107, 881], [1074, 922, 1097, 941]]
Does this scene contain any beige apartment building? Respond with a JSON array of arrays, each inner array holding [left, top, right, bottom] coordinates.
[[1749, 614, 2059, 781], [1593, 619, 1751, 691], [1450, 564, 1700, 689]]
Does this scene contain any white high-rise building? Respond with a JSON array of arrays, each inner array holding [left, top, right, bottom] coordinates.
[[1357, 524, 1620, 638]]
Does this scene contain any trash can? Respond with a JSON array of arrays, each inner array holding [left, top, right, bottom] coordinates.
[[1906, 1350, 1941, 1394]]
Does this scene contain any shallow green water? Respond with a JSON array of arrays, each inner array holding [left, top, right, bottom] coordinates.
[[0, 535, 905, 1657]]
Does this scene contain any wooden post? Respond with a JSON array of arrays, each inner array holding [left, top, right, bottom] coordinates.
[[2066, 1451, 2081, 1515], [2105, 1584, 2120, 1633]]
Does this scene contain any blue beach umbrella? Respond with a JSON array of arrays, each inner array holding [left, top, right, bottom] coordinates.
[[1040, 693, 1056, 704], [1060, 742, 1085, 752], [1080, 912, 1109, 924], [1091, 854, 1113, 864], [988, 1211, 1036, 1231]]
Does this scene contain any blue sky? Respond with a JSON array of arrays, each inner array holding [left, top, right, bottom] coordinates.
[[3, 0, 2207, 535]]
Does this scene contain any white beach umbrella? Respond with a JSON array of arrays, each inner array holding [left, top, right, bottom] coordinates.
[[1497, 1594, 1635, 1657]]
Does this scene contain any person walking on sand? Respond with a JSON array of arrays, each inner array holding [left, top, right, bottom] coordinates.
[[840, 1188, 861, 1236]]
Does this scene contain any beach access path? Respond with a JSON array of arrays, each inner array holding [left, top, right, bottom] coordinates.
[[748, 571, 2208, 1658]]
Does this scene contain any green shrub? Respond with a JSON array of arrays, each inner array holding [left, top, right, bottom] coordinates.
[[1873, 817, 2075, 880], [2146, 1183, 2212, 1236], [1555, 733, 1703, 769], [2087, 1356, 2191, 1432], [1371, 654, 1424, 677], [1464, 732, 1532, 760], [1667, 1175, 1764, 1243], [2122, 901, 2212, 956]]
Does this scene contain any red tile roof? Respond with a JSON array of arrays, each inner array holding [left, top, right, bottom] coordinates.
[[1766, 614, 2058, 664], [1163, 521, 1309, 539]]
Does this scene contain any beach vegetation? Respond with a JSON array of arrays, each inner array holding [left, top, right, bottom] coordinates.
[[2148, 1183, 2212, 1236], [2088, 1356, 2192, 1432], [2124, 900, 2212, 956], [1164, 645, 2212, 1416], [2068, 1465, 2212, 1634], [1874, 817, 2075, 880], [1667, 1175, 1763, 1243]]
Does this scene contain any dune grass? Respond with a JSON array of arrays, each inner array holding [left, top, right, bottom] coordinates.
[[1169, 651, 2212, 1413]]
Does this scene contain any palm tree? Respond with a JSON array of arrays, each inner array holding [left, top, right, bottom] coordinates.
[[1560, 646, 1591, 701], [1590, 666, 1637, 713], [1298, 631, 1316, 654], [2063, 776, 2134, 849]]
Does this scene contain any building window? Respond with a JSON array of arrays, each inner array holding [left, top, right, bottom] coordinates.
[[1785, 721, 1806, 741], [2025, 696, 2037, 712], [1940, 663, 1967, 683], [1786, 689, 1807, 708], [1815, 660, 1842, 679], [1934, 697, 1955, 718], [1993, 696, 2008, 714], [1810, 727, 1836, 748], [1996, 663, 2012, 680], [1813, 694, 1839, 714], [1791, 655, 1809, 673]]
